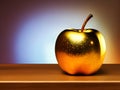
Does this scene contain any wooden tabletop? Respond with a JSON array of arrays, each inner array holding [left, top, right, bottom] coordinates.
[[0, 64, 120, 82], [0, 64, 120, 90]]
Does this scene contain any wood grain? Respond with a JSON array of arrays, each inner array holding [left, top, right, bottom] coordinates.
[[0, 64, 120, 90]]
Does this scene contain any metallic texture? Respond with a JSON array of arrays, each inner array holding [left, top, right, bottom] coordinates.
[[55, 29, 106, 75], [55, 29, 101, 55]]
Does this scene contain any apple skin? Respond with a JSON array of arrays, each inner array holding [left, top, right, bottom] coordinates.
[[55, 29, 106, 75]]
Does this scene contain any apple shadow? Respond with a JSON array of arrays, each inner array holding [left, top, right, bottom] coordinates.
[[62, 68, 107, 76], [92, 68, 107, 76]]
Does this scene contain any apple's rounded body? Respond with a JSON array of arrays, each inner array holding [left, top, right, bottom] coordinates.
[[55, 29, 106, 75]]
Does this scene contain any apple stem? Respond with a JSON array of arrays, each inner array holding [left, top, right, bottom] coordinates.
[[81, 14, 93, 32]]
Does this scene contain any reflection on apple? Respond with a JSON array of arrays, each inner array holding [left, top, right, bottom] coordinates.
[[55, 14, 106, 75]]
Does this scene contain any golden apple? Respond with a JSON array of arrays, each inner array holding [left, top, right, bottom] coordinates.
[[55, 14, 106, 75]]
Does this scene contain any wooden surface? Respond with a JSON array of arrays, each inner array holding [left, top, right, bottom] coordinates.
[[0, 64, 120, 90]]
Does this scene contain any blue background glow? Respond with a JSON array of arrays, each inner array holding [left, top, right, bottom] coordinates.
[[14, 8, 101, 63], [0, 0, 119, 63]]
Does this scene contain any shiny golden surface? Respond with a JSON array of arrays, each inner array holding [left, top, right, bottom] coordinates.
[[55, 29, 106, 75], [56, 52, 102, 75]]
